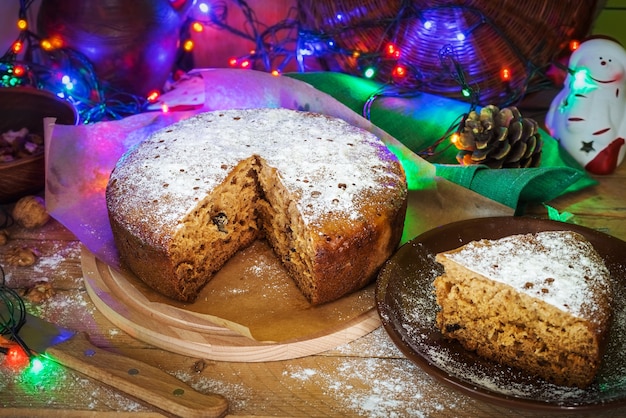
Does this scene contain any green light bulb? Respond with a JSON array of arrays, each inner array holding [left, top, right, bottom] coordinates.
[[364, 67, 376, 79], [28, 358, 45, 374], [572, 68, 596, 92]]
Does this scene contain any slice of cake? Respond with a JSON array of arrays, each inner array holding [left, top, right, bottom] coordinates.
[[433, 230, 613, 388]]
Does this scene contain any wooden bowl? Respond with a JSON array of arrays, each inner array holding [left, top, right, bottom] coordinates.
[[0, 87, 78, 203]]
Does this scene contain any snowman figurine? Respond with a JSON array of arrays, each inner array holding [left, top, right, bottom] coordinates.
[[545, 37, 626, 175]]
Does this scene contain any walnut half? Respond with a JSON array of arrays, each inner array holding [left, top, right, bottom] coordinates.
[[6, 246, 39, 266], [21, 280, 55, 303]]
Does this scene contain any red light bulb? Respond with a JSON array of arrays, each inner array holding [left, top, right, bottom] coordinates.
[[500, 67, 511, 81], [5, 346, 30, 370], [13, 65, 25, 76], [392, 64, 407, 78], [12, 41, 23, 54], [385, 43, 401, 59], [146, 90, 160, 102]]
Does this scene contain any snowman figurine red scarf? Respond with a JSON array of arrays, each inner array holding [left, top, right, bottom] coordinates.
[[546, 36, 626, 175]]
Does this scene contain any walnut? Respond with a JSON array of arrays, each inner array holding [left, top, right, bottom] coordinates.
[[6, 246, 39, 266], [21, 280, 55, 303], [12, 195, 50, 229], [193, 359, 207, 373], [0, 230, 8, 246]]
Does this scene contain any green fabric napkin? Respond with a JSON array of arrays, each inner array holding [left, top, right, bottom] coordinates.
[[286, 72, 597, 211]]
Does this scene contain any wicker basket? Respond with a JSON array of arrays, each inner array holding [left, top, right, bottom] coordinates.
[[0, 87, 77, 203], [297, 0, 598, 106]]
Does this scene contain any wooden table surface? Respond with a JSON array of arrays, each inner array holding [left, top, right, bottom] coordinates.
[[1, 160, 625, 418]]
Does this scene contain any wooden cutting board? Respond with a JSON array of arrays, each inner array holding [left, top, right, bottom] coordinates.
[[81, 243, 381, 362]]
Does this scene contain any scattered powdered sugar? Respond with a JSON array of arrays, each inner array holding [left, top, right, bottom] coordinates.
[[31, 241, 81, 275], [244, 255, 287, 283], [421, 342, 589, 402], [283, 357, 463, 417], [26, 288, 96, 331], [442, 231, 612, 317], [173, 370, 251, 412], [2, 241, 82, 286], [333, 326, 404, 358]]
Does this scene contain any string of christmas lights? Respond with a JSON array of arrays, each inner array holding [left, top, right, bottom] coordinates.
[[183, 1, 584, 105], [1, 0, 587, 156], [0, 207, 31, 368], [0, 263, 33, 365], [0, 209, 52, 375], [175, 1, 586, 161], [181, 0, 301, 75], [296, 2, 573, 107], [0, 0, 151, 123]]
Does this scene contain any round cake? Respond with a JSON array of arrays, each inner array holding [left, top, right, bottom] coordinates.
[[106, 108, 408, 305]]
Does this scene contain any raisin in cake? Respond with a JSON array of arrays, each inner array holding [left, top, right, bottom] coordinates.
[[106, 108, 407, 305], [433, 230, 612, 387]]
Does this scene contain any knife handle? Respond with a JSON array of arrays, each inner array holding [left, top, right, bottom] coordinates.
[[44, 332, 228, 417]]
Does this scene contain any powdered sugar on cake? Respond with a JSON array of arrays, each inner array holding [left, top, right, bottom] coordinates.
[[107, 108, 404, 236], [441, 231, 611, 318]]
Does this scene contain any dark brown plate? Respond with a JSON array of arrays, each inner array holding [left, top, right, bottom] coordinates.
[[376, 216, 626, 411]]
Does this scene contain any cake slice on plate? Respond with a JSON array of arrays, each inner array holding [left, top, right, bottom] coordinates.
[[433, 230, 613, 388]]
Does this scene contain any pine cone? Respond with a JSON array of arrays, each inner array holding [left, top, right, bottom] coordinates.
[[454, 105, 543, 168]]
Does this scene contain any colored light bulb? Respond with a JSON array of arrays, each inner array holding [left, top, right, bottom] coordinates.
[[146, 90, 160, 102], [5, 346, 29, 370], [28, 358, 44, 374], [572, 68, 595, 91], [392, 64, 407, 78], [183, 40, 194, 52], [50, 36, 64, 48], [40, 39, 53, 50], [385, 43, 400, 59], [12, 41, 23, 53], [198, 2, 210, 14], [13, 65, 25, 76], [500, 67, 511, 81], [192, 22, 204, 33]]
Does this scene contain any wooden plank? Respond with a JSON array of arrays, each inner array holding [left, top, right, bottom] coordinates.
[[526, 161, 626, 241]]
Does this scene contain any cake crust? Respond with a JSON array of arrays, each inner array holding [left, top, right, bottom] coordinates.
[[433, 231, 613, 388], [106, 108, 407, 304]]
